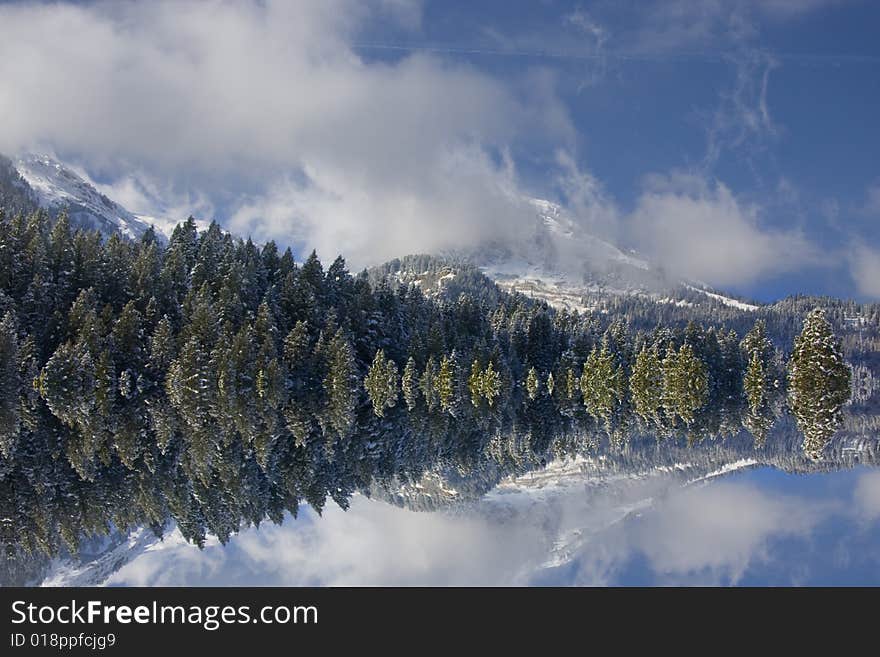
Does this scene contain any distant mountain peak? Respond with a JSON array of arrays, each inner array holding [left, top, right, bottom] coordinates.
[[6, 153, 196, 242]]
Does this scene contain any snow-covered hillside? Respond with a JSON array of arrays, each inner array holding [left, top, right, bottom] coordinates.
[[454, 197, 658, 295], [436, 197, 764, 315], [5, 153, 762, 315], [6, 154, 201, 241]]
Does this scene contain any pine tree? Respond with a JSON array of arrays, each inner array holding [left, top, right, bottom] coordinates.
[[437, 351, 462, 416], [419, 356, 439, 412], [401, 356, 419, 411], [468, 359, 483, 407], [743, 351, 774, 446], [0, 312, 20, 456], [662, 343, 708, 427], [787, 308, 851, 457], [481, 361, 501, 407], [282, 320, 318, 446], [37, 340, 96, 430], [322, 329, 358, 440], [364, 349, 399, 417], [744, 351, 766, 413], [565, 367, 580, 402], [630, 343, 663, 427], [740, 319, 780, 444], [166, 334, 219, 481], [580, 346, 623, 424], [741, 319, 773, 363], [525, 366, 540, 400]]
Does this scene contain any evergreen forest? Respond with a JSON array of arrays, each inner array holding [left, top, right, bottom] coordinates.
[[0, 209, 863, 575]]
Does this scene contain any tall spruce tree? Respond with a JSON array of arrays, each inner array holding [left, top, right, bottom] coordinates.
[[580, 345, 624, 426], [364, 349, 399, 417], [401, 356, 419, 411], [525, 366, 540, 401], [0, 312, 20, 456], [662, 343, 708, 427], [787, 308, 851, 457], [630, 343, 664, 428], [321, 328, 358, 441]]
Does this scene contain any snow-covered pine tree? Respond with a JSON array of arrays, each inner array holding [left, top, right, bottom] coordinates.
[[787, 308, 852, 458], [630, 343, 663, 427], [525, 366, 540, 400], [662, 342, 708, 427], [401, 356, 419, 411], [437, 351, 462, 416], [580, 345, 623, 425], [481, 361, 501, 406], [419, 356, 439, 412], [0, 311, 20, 456], [364, 348, 399, 417], [321, 328, 358, 441]]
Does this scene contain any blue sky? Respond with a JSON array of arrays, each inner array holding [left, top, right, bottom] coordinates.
[[353, 0, 880, 301], [1, 0, 879, 301]]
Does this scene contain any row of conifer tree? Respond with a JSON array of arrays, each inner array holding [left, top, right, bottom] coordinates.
[[0, 209, 852, 558]]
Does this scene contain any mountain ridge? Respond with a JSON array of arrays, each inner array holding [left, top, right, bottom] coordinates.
[[0, 152, 766, 314]]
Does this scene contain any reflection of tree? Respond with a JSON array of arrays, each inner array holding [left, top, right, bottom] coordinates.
[[741, 320, 783, 449]]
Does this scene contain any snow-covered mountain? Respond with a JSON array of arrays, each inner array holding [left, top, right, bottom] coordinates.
[[460, 197, 762, 314], [2, 153, 761, 314], [367, 197, 761, 315], [462, 197, 652, 286], [3, 153, 185, 241]]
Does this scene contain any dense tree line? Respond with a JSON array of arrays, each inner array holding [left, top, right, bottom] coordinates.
[[0, 209, 854, 563]]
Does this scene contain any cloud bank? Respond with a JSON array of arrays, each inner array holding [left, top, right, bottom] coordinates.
[[849, 245, 880, 300], [0, 0, 571, 266], [630, 172, 820, 286], [0, 0, 855, 291], [105, 467, 880, 587], [108, 496, 547, 587]]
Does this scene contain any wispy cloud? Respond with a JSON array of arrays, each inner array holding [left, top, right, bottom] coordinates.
[[703, 49, 779, 170], [862, 180, 880, 217], [854, 470, 880, 523], [562, 8, 609, 88]]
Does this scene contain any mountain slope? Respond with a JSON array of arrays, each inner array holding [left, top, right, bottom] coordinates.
[[3, 153, 763, 314], [369, 197, 764, 317], [474, 199, 763, 313], [10, 154, 158, 240]]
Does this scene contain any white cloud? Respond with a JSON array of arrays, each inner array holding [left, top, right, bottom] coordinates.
[[624, 0, 843, 54], [227, 143, 542, 267], [629, 482, 822, 584], [704, 50, 779, 169], [0, 0, 574, 267], [0, 0, 857, 284], [863, 181, 880, 217], [109, 495, 547, 586], [105, 471, 851, 587], [553, 149, 620, 241], [853, 470, 880, 523], [629, 172, 821, 286], [849, 244, 880, 300]]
